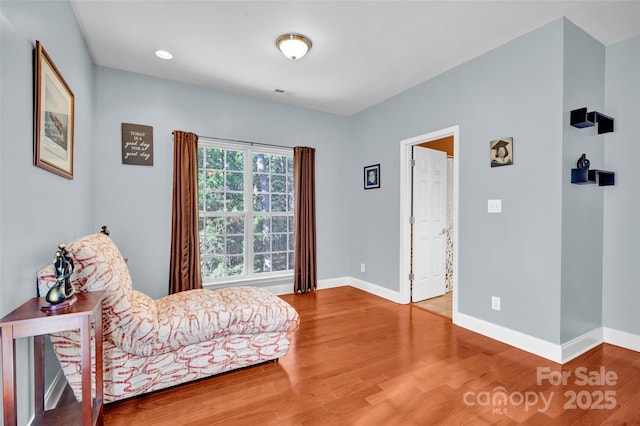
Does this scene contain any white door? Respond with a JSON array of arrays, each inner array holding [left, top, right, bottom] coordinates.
[[412, 146, 447, 302]]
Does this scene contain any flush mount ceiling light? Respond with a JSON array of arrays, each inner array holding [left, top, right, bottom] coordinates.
[[155, 49, 173, 60], [276, 33, 312, 60]]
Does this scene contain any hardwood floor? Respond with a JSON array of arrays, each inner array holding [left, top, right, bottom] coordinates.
[[95, 287, 639, 425], [413, 291, 453, 319]]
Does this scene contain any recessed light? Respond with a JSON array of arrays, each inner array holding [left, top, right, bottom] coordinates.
[[155, 50, 173, 60]]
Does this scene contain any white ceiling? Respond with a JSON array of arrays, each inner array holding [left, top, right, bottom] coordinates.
[[70, 1, 640, 116]]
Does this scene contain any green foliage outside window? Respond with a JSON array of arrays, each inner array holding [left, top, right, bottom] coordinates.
[[198, 145, 294, 281]]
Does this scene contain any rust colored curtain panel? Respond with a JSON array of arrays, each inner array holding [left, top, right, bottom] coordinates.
[[293, 146, 317, 293], [169, 131, 203, 294]]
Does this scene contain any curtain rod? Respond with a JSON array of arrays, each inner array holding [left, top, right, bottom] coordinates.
[[173, 132, 291, 150], [203, 136, 292, 150]]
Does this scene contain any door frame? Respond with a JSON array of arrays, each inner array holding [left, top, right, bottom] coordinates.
[[399, 125, 459, 321]]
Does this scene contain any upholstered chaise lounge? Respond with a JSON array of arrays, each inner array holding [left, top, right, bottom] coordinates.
[[37, 232, 299, 403]]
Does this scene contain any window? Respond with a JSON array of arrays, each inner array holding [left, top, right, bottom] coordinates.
[[198, 140, 294, 284]]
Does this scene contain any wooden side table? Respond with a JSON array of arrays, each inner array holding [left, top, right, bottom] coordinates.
[[0, 291, 104, 426]]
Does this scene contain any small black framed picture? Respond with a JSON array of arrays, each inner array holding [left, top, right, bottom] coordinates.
[[364, 164, 380, 189]]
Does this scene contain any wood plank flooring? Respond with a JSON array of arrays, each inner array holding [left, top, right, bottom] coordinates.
[[97, 287, 639, 425], [413, 291, 452, 319]]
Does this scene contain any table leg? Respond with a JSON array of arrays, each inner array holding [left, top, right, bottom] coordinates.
[[95, 305, 103, 404], [80, 315, 91, 425], [2, 326, 16, 426], [34, 334, 45, 416]]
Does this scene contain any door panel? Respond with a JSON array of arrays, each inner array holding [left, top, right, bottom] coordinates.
[[413, 146, 447, 302]]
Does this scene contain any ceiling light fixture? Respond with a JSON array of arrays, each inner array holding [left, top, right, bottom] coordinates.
[[155, 50, 173, 60], [276, 33, 312, 61]]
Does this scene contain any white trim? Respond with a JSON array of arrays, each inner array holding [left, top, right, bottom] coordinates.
[[263, 277, 402, 302], [454, 312, 613, 364], [262, 283, 295, 295], [262, 277, 349, 296], [560, 328, 603, 364], [204, 273, 294, 289], [455, 312, 563, 362], [318, 277, 351, 290], [399, 126, 460, 315], [399, 140, 413, 304], [347, 277, 404, 304], [45, 370, 67, 410], [603, 327, 640, 352]]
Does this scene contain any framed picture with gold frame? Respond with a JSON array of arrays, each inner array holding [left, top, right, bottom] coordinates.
[[34, 40, 75, 179]]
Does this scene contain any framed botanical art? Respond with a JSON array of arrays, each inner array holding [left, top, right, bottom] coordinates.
[[364, 163, 380, 189], [34, 40, 75, 179]]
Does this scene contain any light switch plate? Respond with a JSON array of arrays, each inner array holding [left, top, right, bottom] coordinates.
[[492, 296, 501, 311], [488, 199, 502, 213]]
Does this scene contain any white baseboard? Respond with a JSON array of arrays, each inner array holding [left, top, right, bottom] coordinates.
[[45, 370, 67, 410], [263, 283, 295, 295], [454, 312, 564, 363], [264, 277, 349, 295], [346, 277, 403, 303], [265, 276, 403, 303], [603, 327, 640, 352], [318, 277, 351, 290], [560, 328, 603, 364], [454, 313, 612, 364]]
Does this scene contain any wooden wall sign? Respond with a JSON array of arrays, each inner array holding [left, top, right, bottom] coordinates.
[[121, 123, 153, 165]]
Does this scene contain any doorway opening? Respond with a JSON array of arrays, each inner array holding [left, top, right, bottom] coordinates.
[[399, 126, 459, 321]]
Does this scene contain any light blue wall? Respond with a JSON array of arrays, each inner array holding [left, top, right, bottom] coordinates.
[[2, 1, 639, 421], [94, 67, 352, 299], [350, 19, 565, 343], [0, 0, 95, 423], [560, 20, 605, 342], [603, 34, 640, 335]]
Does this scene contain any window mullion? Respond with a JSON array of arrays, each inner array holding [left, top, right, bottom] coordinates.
[[245, 147, 254, 277]]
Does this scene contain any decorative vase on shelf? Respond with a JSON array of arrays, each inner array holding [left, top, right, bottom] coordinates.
[[577, 153, 590, 170]]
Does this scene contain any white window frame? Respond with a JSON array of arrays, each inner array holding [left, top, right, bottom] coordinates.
[[198, 138, 294, 287]]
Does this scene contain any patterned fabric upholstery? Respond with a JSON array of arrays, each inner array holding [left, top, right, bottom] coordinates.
[[37, 233, 299, 403]]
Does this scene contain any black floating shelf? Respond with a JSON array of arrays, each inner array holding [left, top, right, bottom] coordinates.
[[570, 108, 595, 129], [590, 169, 615, 186], [570, 107, 614, 134], [571, 168, 615, 186], [571, 168, 590, 184]]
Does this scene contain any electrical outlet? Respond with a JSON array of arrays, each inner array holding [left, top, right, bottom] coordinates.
[[492, 296, 501, 311], [360, 263, 366, 273]]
